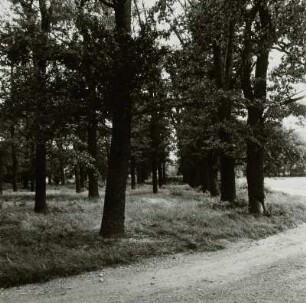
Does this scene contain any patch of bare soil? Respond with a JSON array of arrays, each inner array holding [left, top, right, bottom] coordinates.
[[2, 223, 306, 302]]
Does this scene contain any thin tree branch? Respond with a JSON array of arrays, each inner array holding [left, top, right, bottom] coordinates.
[[99, 0, 115, 8]]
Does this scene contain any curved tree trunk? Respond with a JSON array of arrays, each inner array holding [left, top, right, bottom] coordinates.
[[241, 3, 272, 215]]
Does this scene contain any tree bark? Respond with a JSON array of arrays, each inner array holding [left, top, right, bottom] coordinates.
[[220, 153, 236, 201], [0, 150, 3, 195], [152, 156, 158, 194], [33, 0, 52, 212], [130, 156, 136, 189], [34, 142, 47, 213], [60, 159, 65, 185], [100, 0, 133, 237], [212, 24, 236, 203], [100, 108, 131, 237], [87, 111, 100, 198], [11, 126, 18, 192], [75, 165, 81, 193], [241, 4, 272, 214], [208, 152, 219, 197], [162, 162, 166, 184], [80, 166, 86, 189], [158, 163, 163, 187]]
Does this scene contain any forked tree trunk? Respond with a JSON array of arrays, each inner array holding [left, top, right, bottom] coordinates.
[[241, 4, 272, 215], [34, 142, 47, 213]]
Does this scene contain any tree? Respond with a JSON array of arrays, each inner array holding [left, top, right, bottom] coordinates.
[[100, 0, 133, 237], [240, 0, 306, 214]]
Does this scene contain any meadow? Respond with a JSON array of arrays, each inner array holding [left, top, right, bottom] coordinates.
[[1, 182, 306, 288]]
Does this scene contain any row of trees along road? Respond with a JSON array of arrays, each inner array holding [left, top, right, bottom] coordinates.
[[0, 0, 305, 237]]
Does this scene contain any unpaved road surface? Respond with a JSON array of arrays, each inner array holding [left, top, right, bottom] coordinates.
[[2, 224, 306, 303]]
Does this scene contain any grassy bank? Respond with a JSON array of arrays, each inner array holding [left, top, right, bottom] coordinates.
[[1, 183, 306, 288]]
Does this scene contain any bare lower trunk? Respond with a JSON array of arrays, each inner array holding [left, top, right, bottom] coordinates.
[[100, 109, 131, 237], [0, 151, 3, 195], [246, 141, 265, 214], [158, 163, 163, 187], [220, 154, 236, 202], [60, 159, 65, 185], [11, 134, 18, 192], [75, 165, 81, 193], [208, 152, 219, 197], [130, 157, 136, 190], [152, 156, 158, 194], [34, 142, 47, 213], [87, 112, 99, 198]]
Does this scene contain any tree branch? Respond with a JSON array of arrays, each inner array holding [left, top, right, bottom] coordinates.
[[99, 0, 115, 8]]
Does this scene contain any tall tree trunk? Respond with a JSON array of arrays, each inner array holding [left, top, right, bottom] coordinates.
[[11, 126, 18, 192], [80, 166, 86, 189], [246, 138, 264, 213], [213, 28, 236, 203], [158, 163, 163, 187], [100, 0, 132, 237], [34, 142, 47, 213], [241, 4, 272, 214], [0, 150, 3, 195], [48, 173, 52, 185], [130, 156, 136, 190], [152, 156, 158, 194], [22, 171, 29, 190], [162, 162, 166, 184], [60, 159, 65, 185], [87, 112, 99, 198], [32, 0, 52, 212], [100, 109, 131, 237], [75, 165, 81, 193], [220, 154, 236, 201], [208, 152, 219, 197]]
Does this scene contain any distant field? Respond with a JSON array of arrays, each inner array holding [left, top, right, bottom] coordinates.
[[264, 177, 306, 197]]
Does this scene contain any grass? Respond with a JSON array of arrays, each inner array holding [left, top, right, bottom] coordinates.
[[1, 182, 306, 288]]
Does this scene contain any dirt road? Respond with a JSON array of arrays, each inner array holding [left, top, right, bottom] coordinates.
[[2, 223, 306, 303]]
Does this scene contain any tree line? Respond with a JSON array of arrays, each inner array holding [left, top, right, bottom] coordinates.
[[0, 0, 305, 237]]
